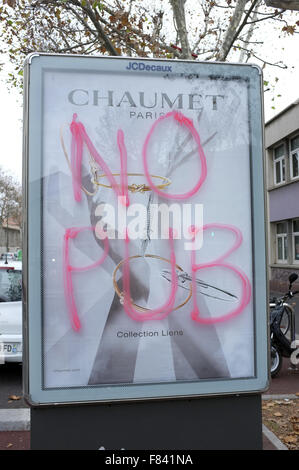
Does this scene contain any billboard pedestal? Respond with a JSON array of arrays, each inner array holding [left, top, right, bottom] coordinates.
[[30, 394, 262, 450]]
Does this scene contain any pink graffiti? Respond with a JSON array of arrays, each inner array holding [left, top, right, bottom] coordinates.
[[142, 111, 207, 200], [190, 224, 251, 324], [70, 114, 129, 206], [122, 229, 178, 321], [63, 226, 109, 331], [64, 113, 252, 330]]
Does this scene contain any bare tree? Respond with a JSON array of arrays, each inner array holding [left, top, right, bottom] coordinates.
[[0, 0, 298, 88], [0, 168, 22, 229]]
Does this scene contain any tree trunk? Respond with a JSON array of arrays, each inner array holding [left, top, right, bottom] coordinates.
[[216, 0, 249, 62], [169, 0, 192, 59]]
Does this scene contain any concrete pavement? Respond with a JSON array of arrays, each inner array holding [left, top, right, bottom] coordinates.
[[0, 408, 30, 432]]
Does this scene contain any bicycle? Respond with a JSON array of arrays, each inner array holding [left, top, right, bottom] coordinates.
[[270, 273, 299, 377]]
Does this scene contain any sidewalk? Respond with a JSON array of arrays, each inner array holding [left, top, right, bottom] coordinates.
[[0, 431, 30, 450]]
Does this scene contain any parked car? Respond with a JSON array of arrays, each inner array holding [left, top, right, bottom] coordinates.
[[0, 252, 17, 261], [0, 260, 22, 363]]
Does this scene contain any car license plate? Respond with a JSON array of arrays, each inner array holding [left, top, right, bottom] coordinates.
[[0, 343, 19, 354]]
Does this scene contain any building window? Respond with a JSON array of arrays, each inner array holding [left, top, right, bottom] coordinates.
[[273, 144, 285, 185], [276, 222, 288, 263], [293, 219, 299, 263], [290, 136, 299, 180]]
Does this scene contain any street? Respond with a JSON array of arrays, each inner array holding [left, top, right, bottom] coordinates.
[[0, 363, 27, 409], [267, 357, 299, 395]]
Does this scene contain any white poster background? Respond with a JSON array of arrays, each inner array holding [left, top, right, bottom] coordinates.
[[42, 68, 254, 388]]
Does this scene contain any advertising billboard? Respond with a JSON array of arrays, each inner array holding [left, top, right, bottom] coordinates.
[[23, 54, 268, 405]]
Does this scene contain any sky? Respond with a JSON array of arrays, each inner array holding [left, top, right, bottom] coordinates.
[[0, 68, 22, 182], [262, 30, 299, 122], [1, 17, 299, 182]]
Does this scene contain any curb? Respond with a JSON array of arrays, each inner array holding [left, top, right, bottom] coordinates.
[[0, 409, 30, 432], [262, 394, 299, 400], [262, 424, 288, 451], [262, 394, 298, 451]]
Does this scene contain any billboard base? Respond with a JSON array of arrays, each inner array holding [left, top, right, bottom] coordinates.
[[30, 394, 262, 450]]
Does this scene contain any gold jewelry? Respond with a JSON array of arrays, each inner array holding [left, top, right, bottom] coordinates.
[[93, 173, 171, 193], [112, 254, 192, 312], [60, 125, 171, 196]]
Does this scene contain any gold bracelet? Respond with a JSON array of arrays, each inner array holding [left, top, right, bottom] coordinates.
[[93, 173, 171, 194], [60, 125, 171, 195], [112, 254, 192, 312]]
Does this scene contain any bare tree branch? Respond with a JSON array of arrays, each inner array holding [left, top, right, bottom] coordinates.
[[237, 45, 288, 68], [239, 0, 261, 61], [217, 0, 257, 61], [246, 8, 286, 23], [1, 0, 298, 90], [34, 0, 120, 55]]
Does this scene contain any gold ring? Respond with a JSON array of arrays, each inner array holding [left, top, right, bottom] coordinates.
[[112, 254, 192, 312], [93, 173, 171, 193]]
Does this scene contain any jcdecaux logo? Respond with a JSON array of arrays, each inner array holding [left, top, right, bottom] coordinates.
[[126, 62, 172, 72]]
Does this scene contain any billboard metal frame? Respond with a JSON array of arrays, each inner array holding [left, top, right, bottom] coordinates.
[[23, 53, 269, 406]]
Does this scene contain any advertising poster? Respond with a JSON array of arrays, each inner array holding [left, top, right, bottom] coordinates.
[[23, 55, 268, 404]]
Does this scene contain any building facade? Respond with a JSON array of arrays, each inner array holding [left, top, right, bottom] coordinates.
[[265, 99, 299, 292], [0, 218, 21, 255], [265, 100, 299, 291]]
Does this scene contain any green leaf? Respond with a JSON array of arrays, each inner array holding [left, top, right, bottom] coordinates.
[[92, 1, 102, 8]]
